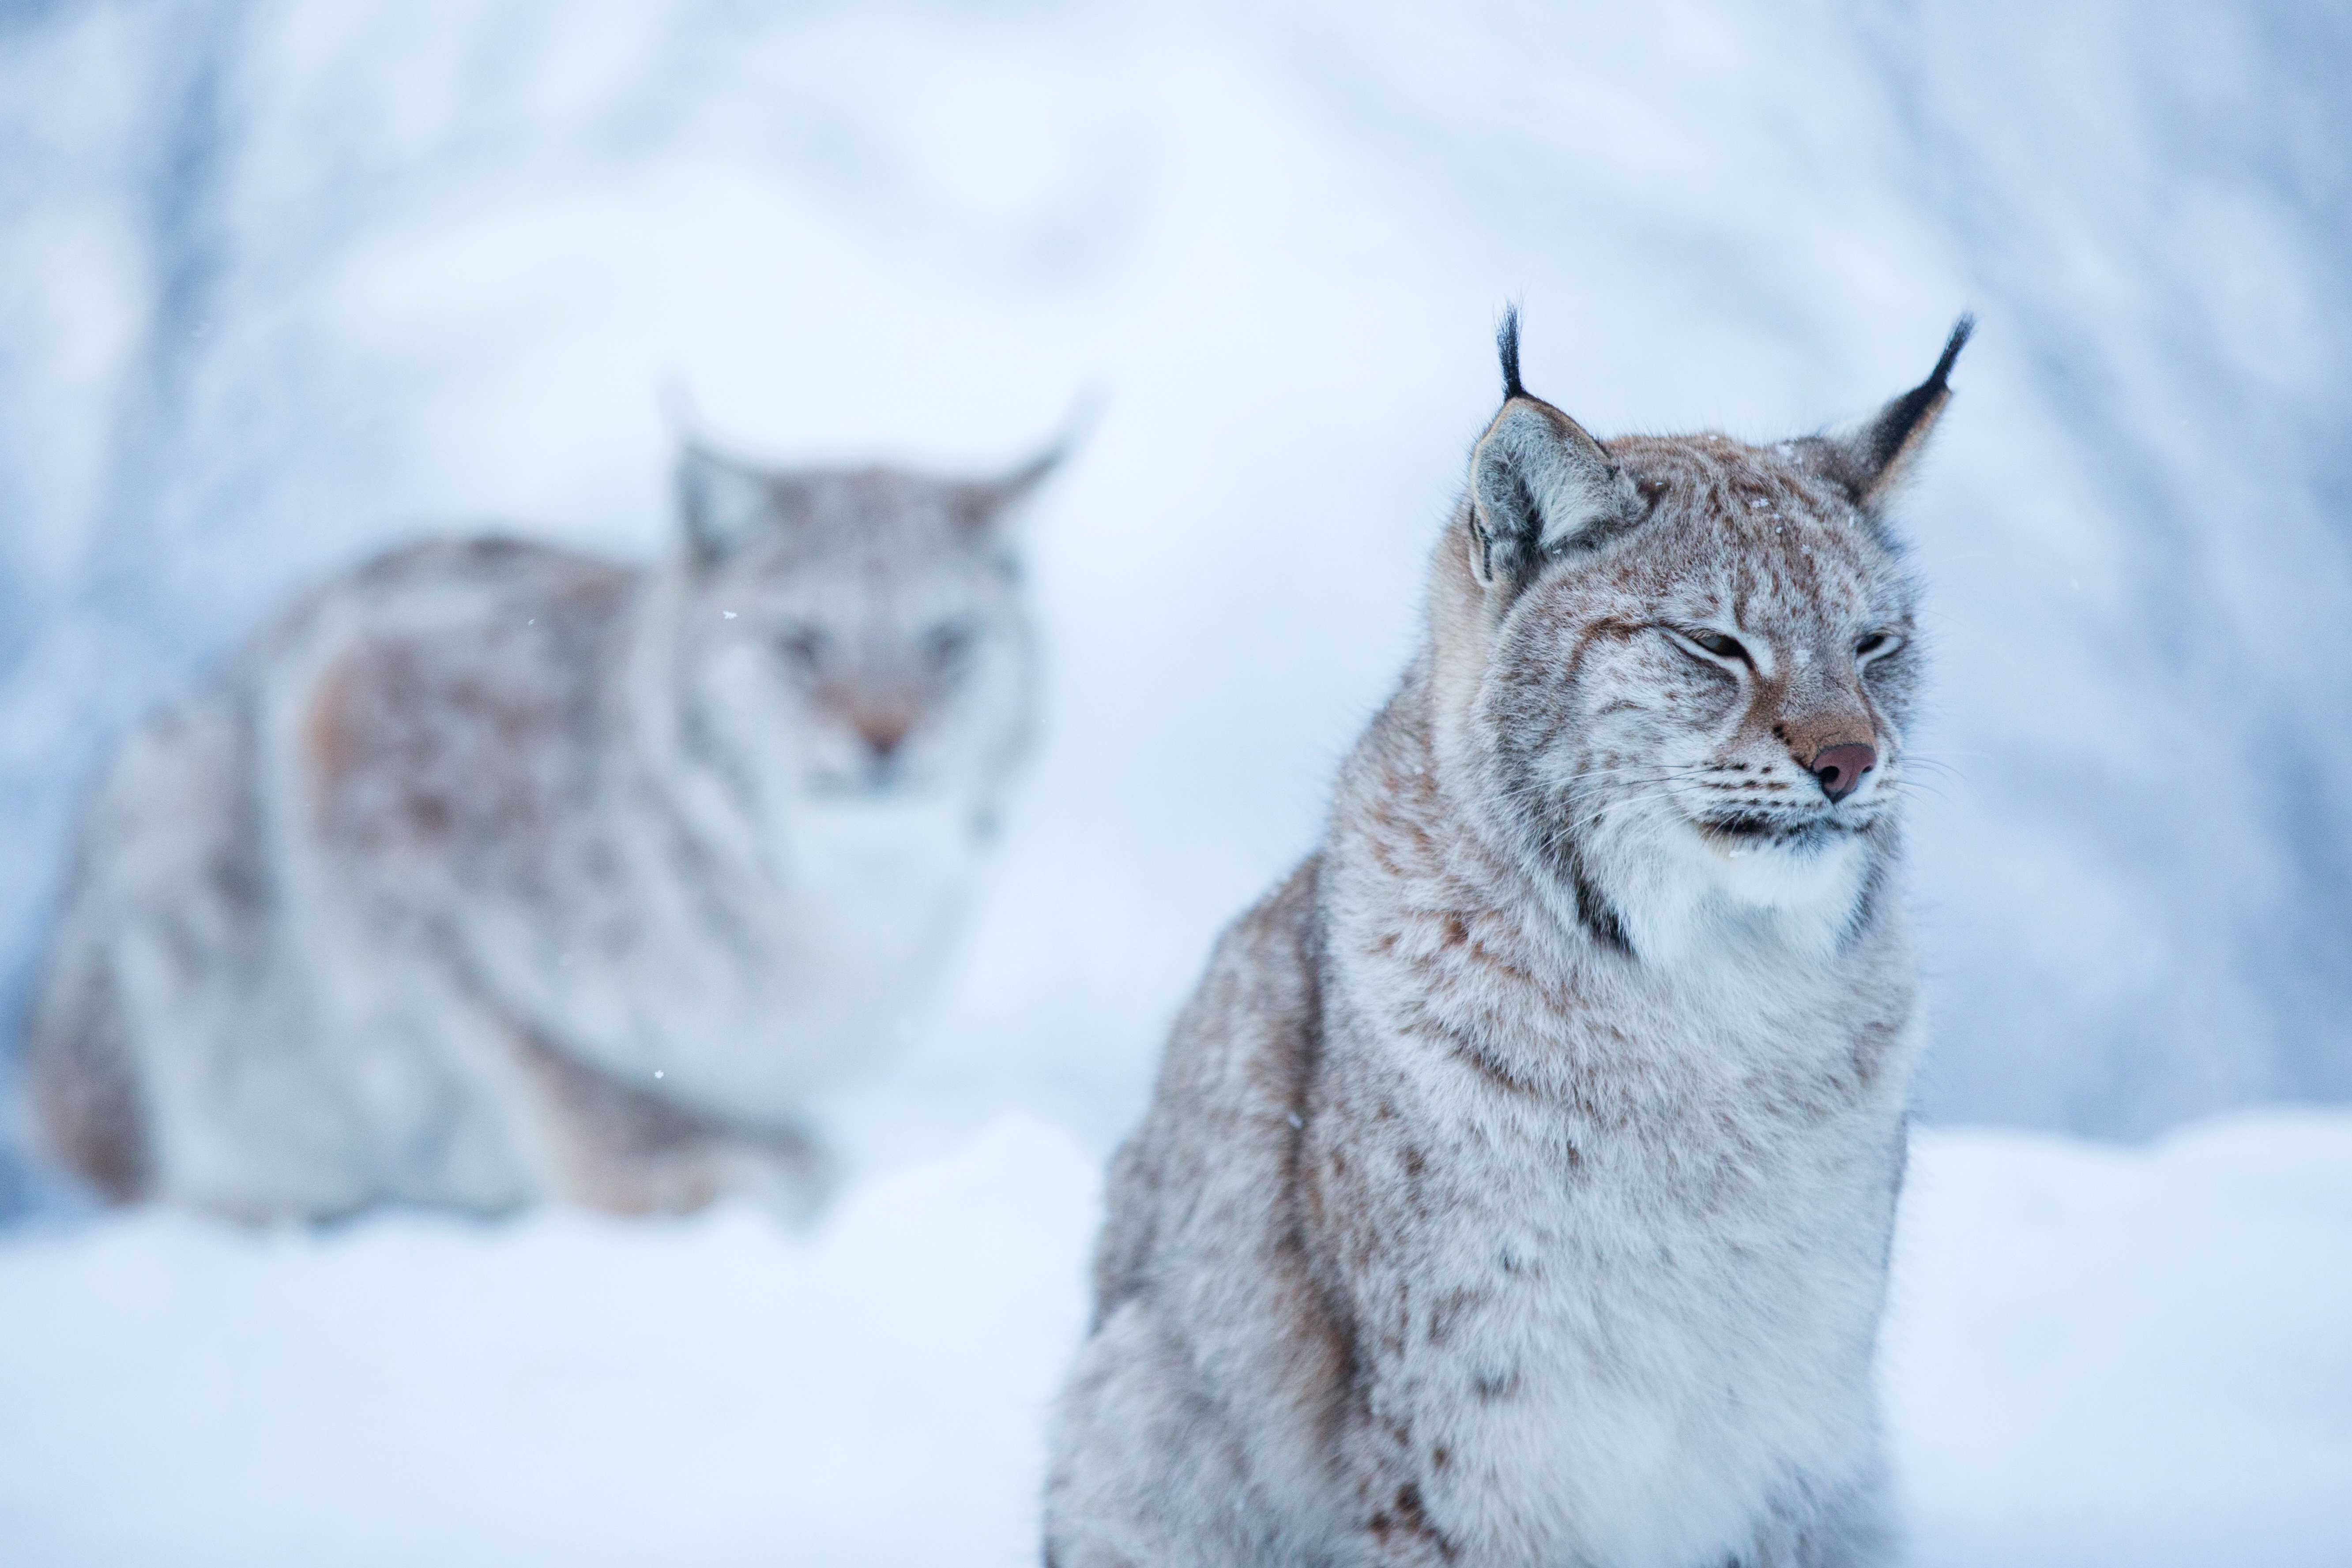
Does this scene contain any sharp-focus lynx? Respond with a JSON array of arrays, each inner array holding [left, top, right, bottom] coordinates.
[[1046, 315, 1971, 1568], [24, 439, 1057, 1220]]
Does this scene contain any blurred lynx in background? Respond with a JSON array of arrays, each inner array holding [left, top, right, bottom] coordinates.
[[22, 439, 1058, 1220]]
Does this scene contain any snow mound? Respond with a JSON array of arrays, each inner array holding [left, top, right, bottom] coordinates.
[[1, 1112, 2346, 1566], [1889, 1112, 2352, 1567], [0, 1117, 1099, 1568]]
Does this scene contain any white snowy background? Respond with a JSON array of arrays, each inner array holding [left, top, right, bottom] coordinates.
[[0, 0, 2346, 1562]]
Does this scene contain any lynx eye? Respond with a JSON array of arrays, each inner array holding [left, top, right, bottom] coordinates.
[[1854, 631, 1900, 660], [1679, 628, 1750, 664]]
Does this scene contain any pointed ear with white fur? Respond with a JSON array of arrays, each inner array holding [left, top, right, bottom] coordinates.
[[1805, 314, 1974, 510], [1466, 310, 1642, 587], [678, 445, 804, 564]]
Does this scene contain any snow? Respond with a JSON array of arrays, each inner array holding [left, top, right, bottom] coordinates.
[[1885, 1112, 2352, 1566], [0, 1117, 1096, 1568], [0, 1110, 2345, 1566]]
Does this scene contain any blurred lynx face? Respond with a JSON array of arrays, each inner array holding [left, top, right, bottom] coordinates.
[[670, 451, 1049, 814], [1445, 315, 1968, 959]]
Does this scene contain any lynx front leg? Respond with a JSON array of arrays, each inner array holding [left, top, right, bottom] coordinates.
[[508, 1027, 836, 1219], [1332, 1435, 1459, 1568], [1341, 1496, 1456, 1568], [1045, 1300, 1306, 1568]]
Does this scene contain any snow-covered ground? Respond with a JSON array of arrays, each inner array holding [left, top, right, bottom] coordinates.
[[1, 1109, 2345, 1567]]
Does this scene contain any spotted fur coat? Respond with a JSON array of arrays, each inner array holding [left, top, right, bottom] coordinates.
[[1045, 316, 1971, 1568]]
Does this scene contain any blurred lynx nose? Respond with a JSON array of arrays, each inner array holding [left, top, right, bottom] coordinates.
[[1810, 742, 1876, 802], [854, 711, 913, 763]]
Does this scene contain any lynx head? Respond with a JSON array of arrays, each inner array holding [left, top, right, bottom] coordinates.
[[1429, 312, 1970, 963], [662, 441, 1057, 820]]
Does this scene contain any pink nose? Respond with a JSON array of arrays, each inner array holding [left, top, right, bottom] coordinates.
[[1811, 743, 1876, 803]]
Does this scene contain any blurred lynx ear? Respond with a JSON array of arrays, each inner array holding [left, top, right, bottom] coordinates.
[[679, 445, 802, 563], [1466, 308, 1644, 586], [949, 399, 1092, 534], [963, 443, 1062, 521], [1807, 315, 1974, 509]]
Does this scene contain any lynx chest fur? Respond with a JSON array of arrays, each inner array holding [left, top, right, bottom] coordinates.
[[27, 441, 1058, 1220], [1046, 316, 1969, 1568]]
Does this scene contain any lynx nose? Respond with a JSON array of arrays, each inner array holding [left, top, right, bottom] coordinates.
[[1810, 743, 1877, 804], [856, 717, 911, 763]]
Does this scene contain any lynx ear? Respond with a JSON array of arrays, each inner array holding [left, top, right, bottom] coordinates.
[[1807, 315, 1974, 509], [1468, 309, 1642, 586], [949, 439, 1065, 535], [679, 445, 803, 563], [950, 398, 1093, 535]]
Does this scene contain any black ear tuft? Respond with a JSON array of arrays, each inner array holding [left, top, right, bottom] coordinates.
[[1497, 305, 1526, 402], [1466, 363, 1642, 587], [1863, 313, 1973, 475], [1805, 313, 1975, 509]]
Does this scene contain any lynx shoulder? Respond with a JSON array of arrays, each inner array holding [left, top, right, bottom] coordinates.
[[1045, 315, 1972, 1567], [23, 440, 1059, 1220]]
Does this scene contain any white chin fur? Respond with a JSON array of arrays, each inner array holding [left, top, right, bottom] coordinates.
[[1590, 811, 1870, 967], [1704, 827, 1867, 911]]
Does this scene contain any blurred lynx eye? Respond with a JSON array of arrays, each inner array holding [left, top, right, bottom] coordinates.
[[776, 627, 828, 671], [924, 621, 978, 674], [1855, 631, 1897, 658]]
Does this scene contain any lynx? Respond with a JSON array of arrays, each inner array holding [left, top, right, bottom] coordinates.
[[23, 437, 1059, 1220], [1045, 315, 1972, 1567]]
